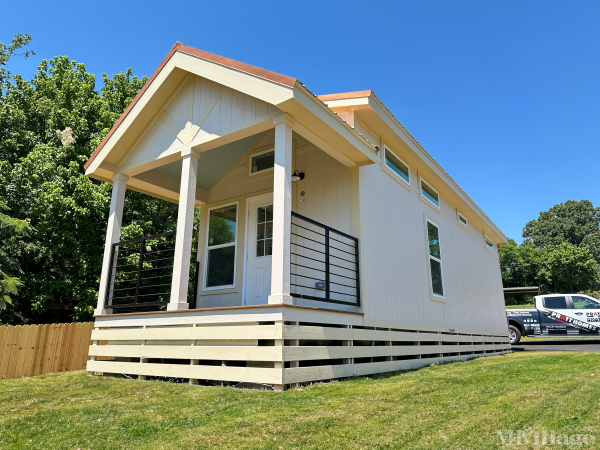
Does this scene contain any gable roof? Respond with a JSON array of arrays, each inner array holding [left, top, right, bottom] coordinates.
[[84, 42, 296, 170]]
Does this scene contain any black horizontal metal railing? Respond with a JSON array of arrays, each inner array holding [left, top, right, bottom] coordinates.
[[104, 231, 198, 310], [290, 212, 360, 307]]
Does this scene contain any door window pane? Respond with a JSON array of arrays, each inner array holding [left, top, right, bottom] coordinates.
[[251, 150, 275, 174], [430, 259, 444, 296], [543, 296, 568, 309], [206, 246, 235, 287], [208, 205, 237, 246], [427, 222, 441, 259], [256, 205, 273, 257], [572, 296, 600, 309]]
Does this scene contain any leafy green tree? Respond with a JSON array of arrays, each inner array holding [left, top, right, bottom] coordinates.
[[523, 200, 600, 262], [0, 200, 31, 310], [500, 239, 599, 299], [542, 242, 599, 294], [0, 33, 34, 90], [0, 37, 182, 324]]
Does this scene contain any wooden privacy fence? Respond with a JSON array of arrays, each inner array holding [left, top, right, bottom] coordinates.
[[0, 322, 94, 380]]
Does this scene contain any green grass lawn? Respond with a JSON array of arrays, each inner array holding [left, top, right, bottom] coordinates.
[[505, 304, 535, 309], [1, 352, 600, 449]]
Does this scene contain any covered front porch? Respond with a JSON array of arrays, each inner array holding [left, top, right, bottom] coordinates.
[[94, 114, 362, 316]]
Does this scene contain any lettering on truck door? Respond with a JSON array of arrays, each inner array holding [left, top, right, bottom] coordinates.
[[539, 295, 577, 336], [568, 295, 600, 336]]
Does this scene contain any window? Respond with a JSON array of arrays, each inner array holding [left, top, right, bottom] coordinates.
[[572, 296, 600, 309], [256, 204, 273, 257], [458, 213, 468, 227], [426, 220, 444, 298], [543, 296, 568, 309], [485, 236, 494, 252], [250, 149, 275, 175], [205, 204, 237, 288], [421, 180, 440, 208], [384, 146, 410, 184]]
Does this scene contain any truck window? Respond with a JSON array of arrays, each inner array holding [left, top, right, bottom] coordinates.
[[572, 296, 600, 309], [543, 296, 568, 309]]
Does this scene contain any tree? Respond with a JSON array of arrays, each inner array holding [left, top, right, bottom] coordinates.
[[0, 37, 182, 324], [523, 200, 600, 262], [0, 33, 34, 90], [500, 239, 598, 298], [542, 242, 599, 294], [0, 200, 31, 310]]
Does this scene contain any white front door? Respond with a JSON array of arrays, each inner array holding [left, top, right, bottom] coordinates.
[[245, 195, 273, 305]]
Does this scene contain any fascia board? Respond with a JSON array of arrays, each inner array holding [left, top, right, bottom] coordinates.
[[290, 84, 379, 165], [170, 52, 294, 106], [367, 96, 508, 244], [85, 57, 182, 176], [320, 97, 370, 109]]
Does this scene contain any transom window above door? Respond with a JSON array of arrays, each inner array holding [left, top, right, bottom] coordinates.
[[256, 205, 273, 257], [250, 148, 275, 175]]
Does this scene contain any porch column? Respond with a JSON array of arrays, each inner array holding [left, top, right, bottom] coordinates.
[[95, 173, 129, 315], [168, 148, 199, 311], [268, 114, 294, 305]]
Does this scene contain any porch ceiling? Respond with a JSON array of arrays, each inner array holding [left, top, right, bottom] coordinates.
[[153, 132, 265, 190]]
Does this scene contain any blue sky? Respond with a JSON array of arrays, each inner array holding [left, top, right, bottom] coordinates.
[[2, 0, 599, 242]]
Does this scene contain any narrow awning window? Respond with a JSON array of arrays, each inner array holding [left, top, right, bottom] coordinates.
[[421, 180, 440, 208], [384, 146, 410, 184]]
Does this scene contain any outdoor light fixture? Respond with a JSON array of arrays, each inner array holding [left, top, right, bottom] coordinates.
[[291, 170, 305, 182]]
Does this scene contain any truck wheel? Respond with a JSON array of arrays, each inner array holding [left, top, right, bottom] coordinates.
[[509, 325, 521, 345]]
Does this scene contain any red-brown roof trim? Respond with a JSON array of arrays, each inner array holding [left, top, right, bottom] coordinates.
[[317, 90, 372, 101], [84, 42, 296, 170]]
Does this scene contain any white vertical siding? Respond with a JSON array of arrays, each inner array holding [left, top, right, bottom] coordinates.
[[293, 145, 352, 234], [290, 145, 353, 308], [121, 117, 182, 167], [197, 293, 238, 308], [354, 117, 381, 149], [119, 75, 280, 170], [360, 164, 507, 334]]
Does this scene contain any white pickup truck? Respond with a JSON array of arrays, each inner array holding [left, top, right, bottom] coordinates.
[[506, 294, 600, 344]]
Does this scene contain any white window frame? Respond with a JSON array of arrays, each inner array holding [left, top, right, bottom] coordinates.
[[420, 178, 440, 209], [382, 145, 410, 187], [248, 147, 275, 177], [485, 235, 495, 253], [425, 217, 445, 301], [203, 201, 239, 291], [457, 212, 468, 228]]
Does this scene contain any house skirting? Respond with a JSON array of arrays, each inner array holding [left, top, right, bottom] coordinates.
[[86, 305, 510, 389]]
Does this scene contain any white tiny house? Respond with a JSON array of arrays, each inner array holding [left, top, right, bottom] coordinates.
[[85, 43, 510, 389]]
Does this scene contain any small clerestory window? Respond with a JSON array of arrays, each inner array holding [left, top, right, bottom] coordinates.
[[384, 146, 410, 185], [421, 180, 440, 208]]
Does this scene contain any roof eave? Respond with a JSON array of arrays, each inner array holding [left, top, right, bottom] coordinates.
[[321, 91, 508, 244]]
